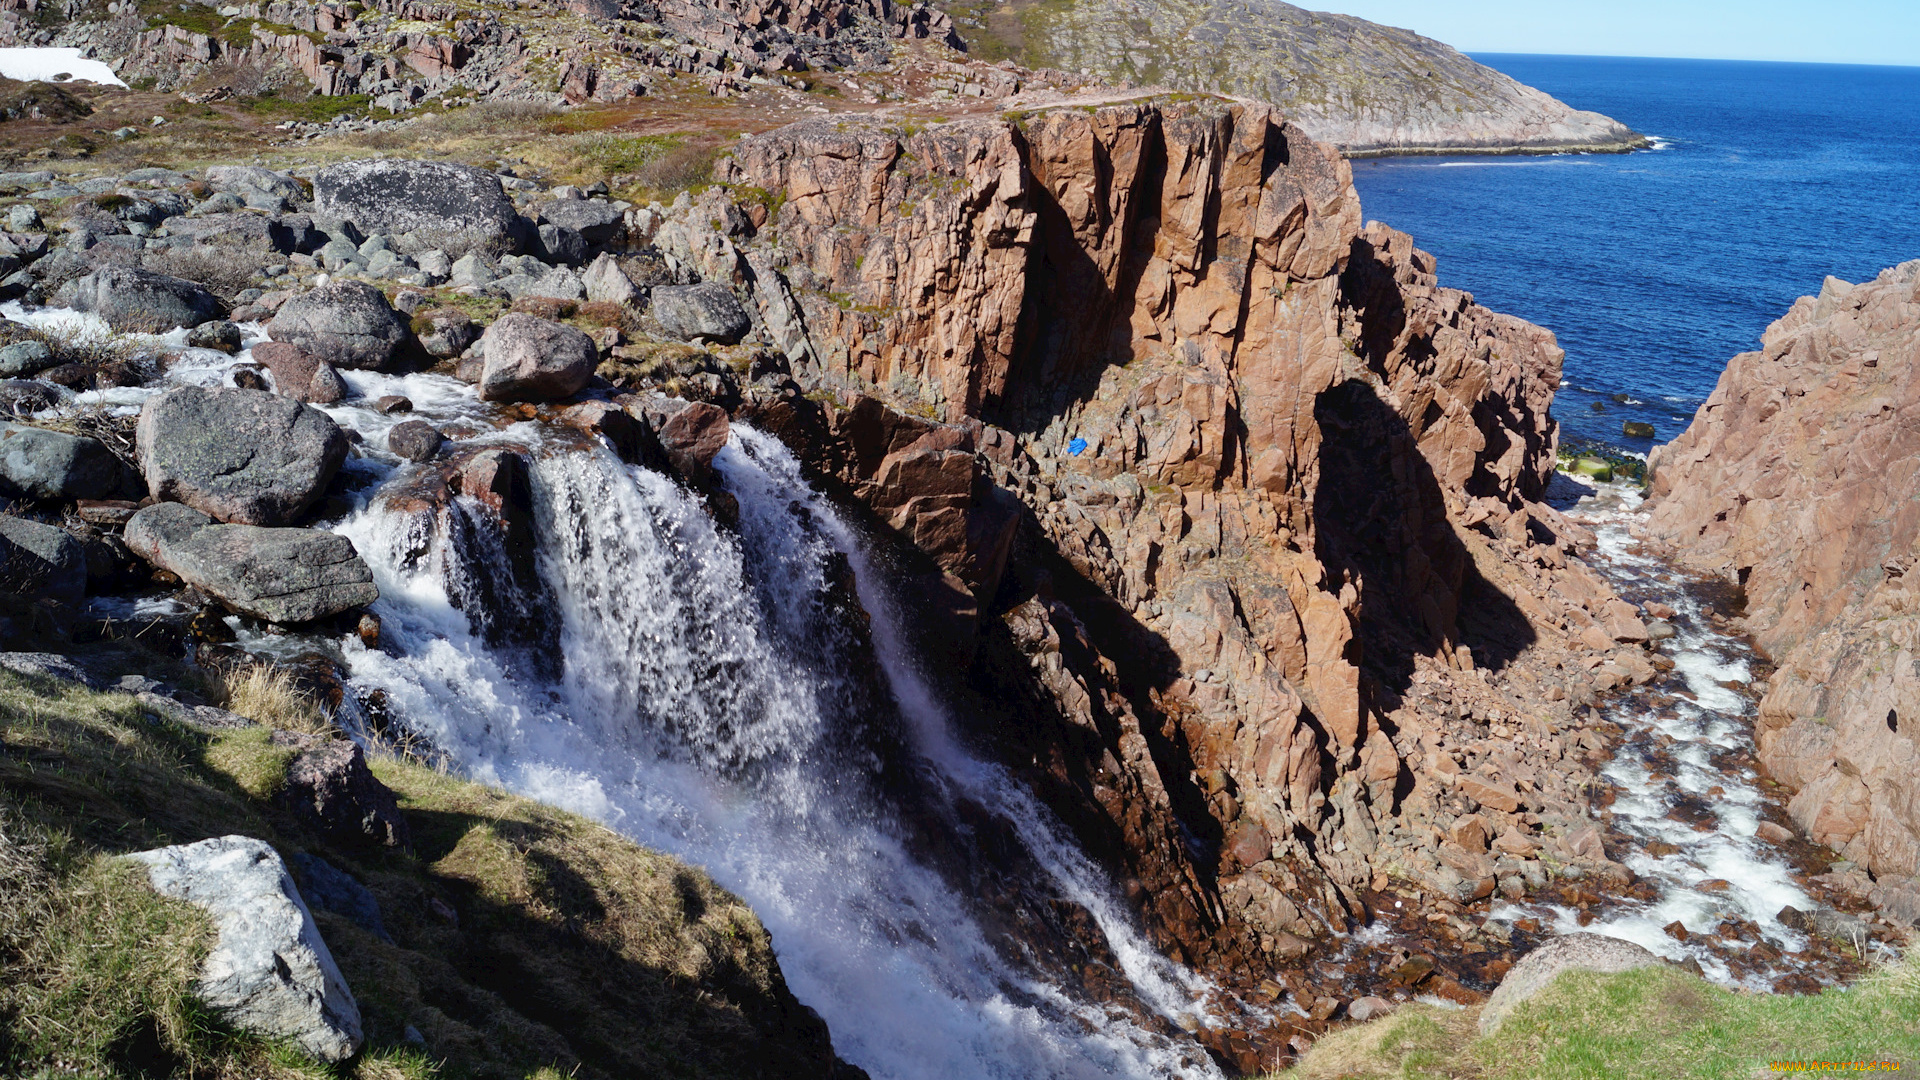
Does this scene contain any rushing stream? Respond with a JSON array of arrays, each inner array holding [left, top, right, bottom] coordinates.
[[1510, 476, 1870, 990], [11, 297, 1882, 1075], [332, 412, 1229, 1077]]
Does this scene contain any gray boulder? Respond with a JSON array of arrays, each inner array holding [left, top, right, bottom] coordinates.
[[651, 282, 750, 344], [535, 223, 587, 266], [266, 281, 412, 371], [1479, 933, 1664, 1034], [136, 386, 347, 526], [205, 165, 304, 205], [0, 422, 131, 500], [128, 836, 363, 1062], [491, 266, 585, 303], [56, 265, 226, 331], [124, 502, 378, 623], [386, 419, 441, 463], [476, 313, 597, 403], [0, 378, 73, 413], [582, 252, 639, 306], [0, 650, 103, 687], [537, 199, 625, 244], [312, 160, 519, 254], [133, 690, 252, 730], [0, 514, 86, 603], [0, 340, 54, 377], [413, 308, 476, 359]]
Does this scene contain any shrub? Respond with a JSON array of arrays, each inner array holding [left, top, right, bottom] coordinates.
[[417, 98, 560, 138], [574, 299, 629, 329], [143, 241, 277, 299], [511, 295, 579, 320]]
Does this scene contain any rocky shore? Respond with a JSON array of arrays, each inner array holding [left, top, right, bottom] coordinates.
[[1644, 262, 1920, 927], [0, 58, 1892, 1079]]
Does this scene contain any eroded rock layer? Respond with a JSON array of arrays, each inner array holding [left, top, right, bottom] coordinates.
[[689, 101, 1666, 1019], [1645, 261, 1920, 924]]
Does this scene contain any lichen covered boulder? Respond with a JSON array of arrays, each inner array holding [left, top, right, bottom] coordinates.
[[265, 280, 413, 371], [128, 835, 364, 1062], [123, 502, 377, 624], [476, 312, 598, 402], [56, 265, 227, 331], [136, 386, 347, 526]]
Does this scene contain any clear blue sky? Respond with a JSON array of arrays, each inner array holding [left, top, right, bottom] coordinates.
[[1315, 1, 1920, 67]]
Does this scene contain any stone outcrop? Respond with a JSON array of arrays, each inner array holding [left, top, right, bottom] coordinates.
[[128, 835, 364, 1062], [124, 502, 378, 623], [265, 280, 413, 371], [0, 422, 132, 500], [1644, 261, 1920, 924], [706, 101, 1639, 1015], [939, 0, 1646, 156], [55, 264, 226, 331], [1477, 933, 1662, 1034], [136, 386, 348, 527]]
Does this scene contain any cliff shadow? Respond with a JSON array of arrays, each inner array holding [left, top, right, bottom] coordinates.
[[1312, 378, 1535, 697], [993, 124, 1164, 433]]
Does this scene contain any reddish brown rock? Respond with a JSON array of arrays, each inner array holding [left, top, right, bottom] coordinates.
[[704, 100, 1629, 994], [275, 732, 410, 849], [1645, 261, 1920, 925], [253, 341, 347, 405]]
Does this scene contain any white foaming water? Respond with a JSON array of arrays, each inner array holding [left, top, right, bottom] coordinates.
[[721, 427, 1226, 1030], [1498, 473, 1817, 989], [334, 424, 1223, 1079]]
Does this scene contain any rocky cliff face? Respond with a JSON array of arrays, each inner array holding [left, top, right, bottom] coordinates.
[[1644, 262, 1920, 925], [934, 0, 1646, 155], [679, 100, 1666, 1036]]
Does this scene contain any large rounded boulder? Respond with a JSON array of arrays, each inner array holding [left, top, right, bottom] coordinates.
[[0, 514, 86, 604], [0, 421, 133, 500], [650, 282, 751, 345], [476, 313, 598, 403], [56, 265, 227, 331], [312, 159, 519, 252], [136, 386, 347, 526], [266, 281, 412, 371]]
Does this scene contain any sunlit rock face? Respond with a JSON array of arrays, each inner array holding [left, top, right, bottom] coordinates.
[[1645, 261, 1920, 924]]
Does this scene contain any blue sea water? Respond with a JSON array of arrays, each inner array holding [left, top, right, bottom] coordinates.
[[1348, 55, 1920, 452]]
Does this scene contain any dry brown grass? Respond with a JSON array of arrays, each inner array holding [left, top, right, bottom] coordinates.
[[0, 664, 835, 1080], [215, 663, 332, 735]]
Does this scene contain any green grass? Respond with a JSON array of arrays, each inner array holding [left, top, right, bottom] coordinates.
[[1282, 960, 1920, 1080], [238, 91, 372, 123], [0, 663, 828, 1080]]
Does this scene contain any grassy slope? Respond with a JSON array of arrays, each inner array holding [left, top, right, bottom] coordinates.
[[1284, 960, 1920, 1080], [0, 667, 835, 1080]]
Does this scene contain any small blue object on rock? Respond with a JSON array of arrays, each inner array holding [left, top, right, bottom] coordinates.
[[1068, 437, 1087, 456]]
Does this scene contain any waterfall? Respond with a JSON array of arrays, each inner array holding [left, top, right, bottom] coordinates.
[[334, 425, 1227, 1080]]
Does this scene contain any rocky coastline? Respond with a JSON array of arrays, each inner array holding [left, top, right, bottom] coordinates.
[[1644, 261, 1920, 928], [0, 37, 1898, 1080]]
